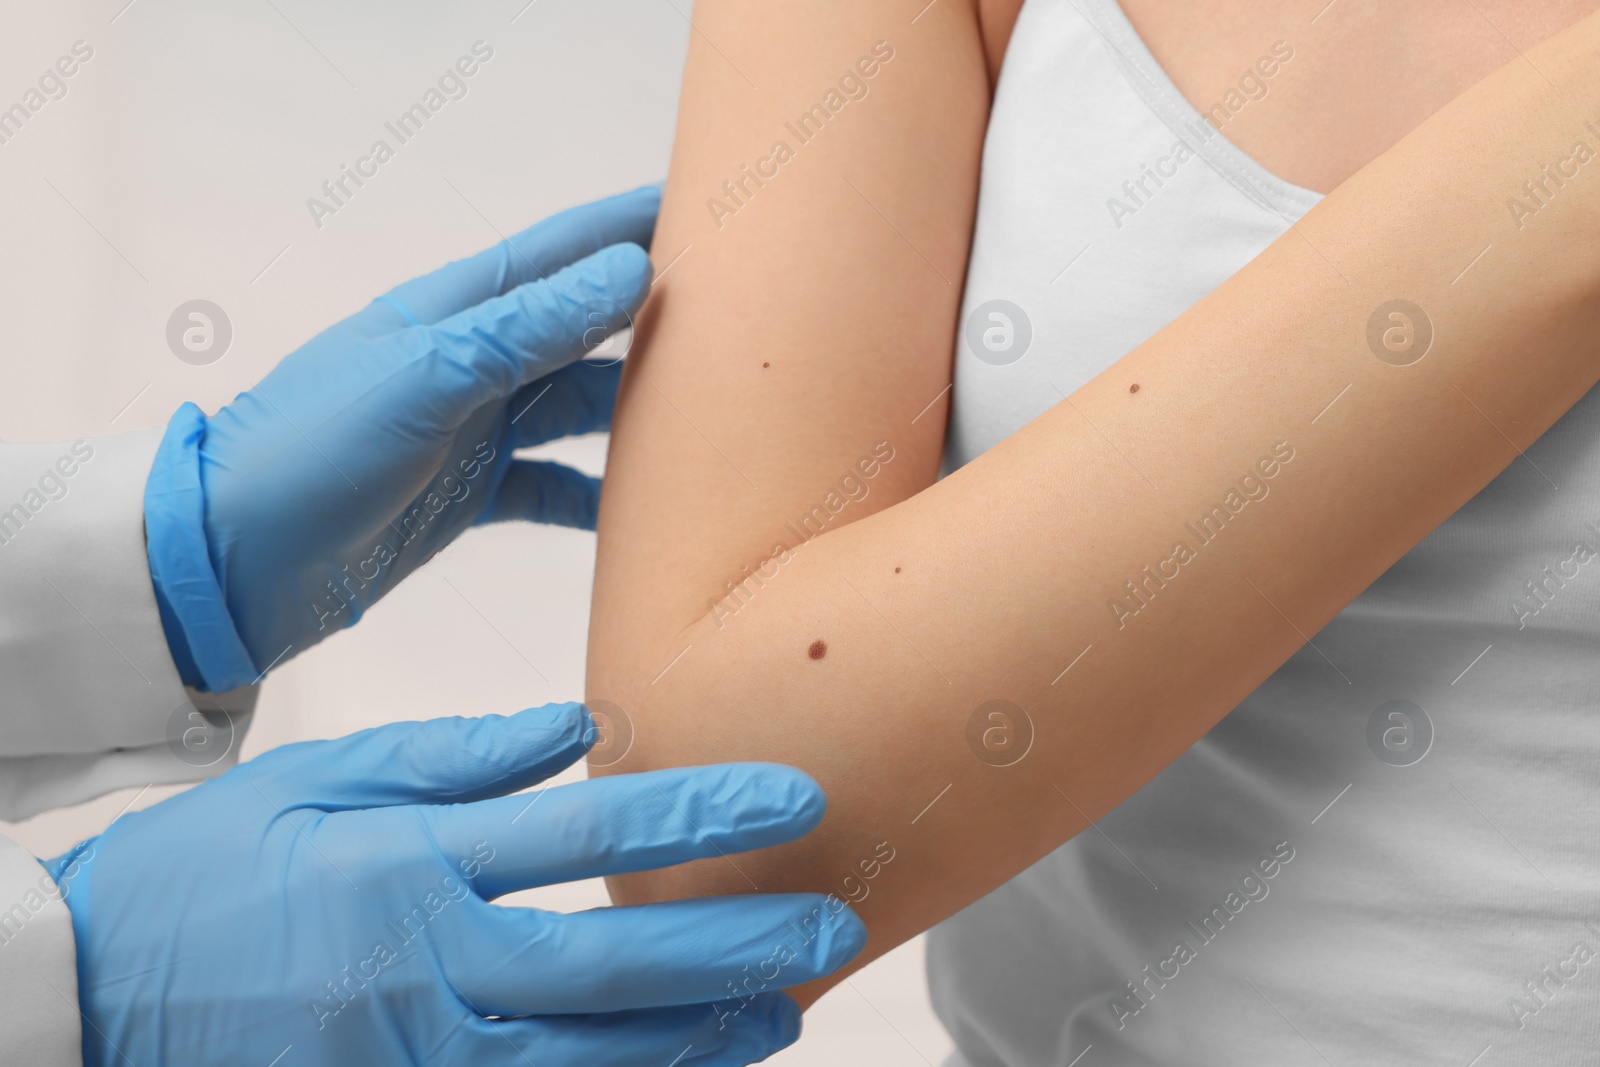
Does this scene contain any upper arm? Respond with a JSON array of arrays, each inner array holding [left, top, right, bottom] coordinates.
[[589, 0, 995, 677]]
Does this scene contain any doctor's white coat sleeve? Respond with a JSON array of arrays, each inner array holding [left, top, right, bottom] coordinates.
[[0, 427, 258, 1067], [0, 835, 81, 1067]]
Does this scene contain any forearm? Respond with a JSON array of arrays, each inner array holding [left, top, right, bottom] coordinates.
[[591, 9, 1600, 1004]]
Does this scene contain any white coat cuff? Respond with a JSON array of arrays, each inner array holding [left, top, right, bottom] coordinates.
[[0, 428, 257, 819], [0, 834, 82, 1067]]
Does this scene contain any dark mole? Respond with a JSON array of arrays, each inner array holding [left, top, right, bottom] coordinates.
[[763, 362, 771, 368], [895, 567, 902, 573], [808, 639, 828, 660], [1129, 383, 1140, 394]]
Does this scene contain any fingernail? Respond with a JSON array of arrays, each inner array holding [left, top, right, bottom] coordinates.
[[772, 993, 803, 1047], [824, 906, 869, 971], [767, 767, 827, 826], [570, 702, 599, 750], [728, 765, 827, 840], [738, 993, 802, 1057], [515, 701, 590, 753]]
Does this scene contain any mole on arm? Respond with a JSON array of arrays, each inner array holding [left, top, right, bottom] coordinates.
[[1129, 383, 1140, 394], [808, 639, 828, 660], [763, 361, 771, 368], [894, 567, 902, 573]]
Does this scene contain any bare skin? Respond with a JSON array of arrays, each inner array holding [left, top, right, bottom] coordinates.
[[587, 0, 1600, 1008], [1119, 0, 1600, 195]]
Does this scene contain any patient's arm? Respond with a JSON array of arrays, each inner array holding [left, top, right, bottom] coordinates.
[[589, 1, 1600, 1005], [587, 0, 993, 656]]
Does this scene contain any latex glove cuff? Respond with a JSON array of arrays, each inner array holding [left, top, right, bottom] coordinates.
[[144, 402, 259, 692]]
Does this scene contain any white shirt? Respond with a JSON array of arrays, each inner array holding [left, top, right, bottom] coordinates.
[[931, 2, 1600, 1064]]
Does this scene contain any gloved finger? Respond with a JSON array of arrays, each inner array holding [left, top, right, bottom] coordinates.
[[412, 243, 653, 430], [476, 460, 600, 529], [420, 763, 827, 898], [247, 703, 592, 809], [361, 185, 660, 333], [447, 894, 867, 1016], [451, 993, 800, 1067], [506, 359, 624, 449]]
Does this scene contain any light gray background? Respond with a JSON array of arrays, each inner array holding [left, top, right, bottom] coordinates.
[[0, 3, 951, 1062]]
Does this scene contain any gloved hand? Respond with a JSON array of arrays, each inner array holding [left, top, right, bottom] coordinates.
[[47, 703, 866, 1067], [145, 187, 659, 691]]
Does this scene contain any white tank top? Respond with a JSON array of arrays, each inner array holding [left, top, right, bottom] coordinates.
[[931, 2, 1600, 1064]]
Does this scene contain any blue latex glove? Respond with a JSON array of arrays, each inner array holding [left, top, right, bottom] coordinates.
[[146, 187, 659, 691], [47, 703, 866, 1067]]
